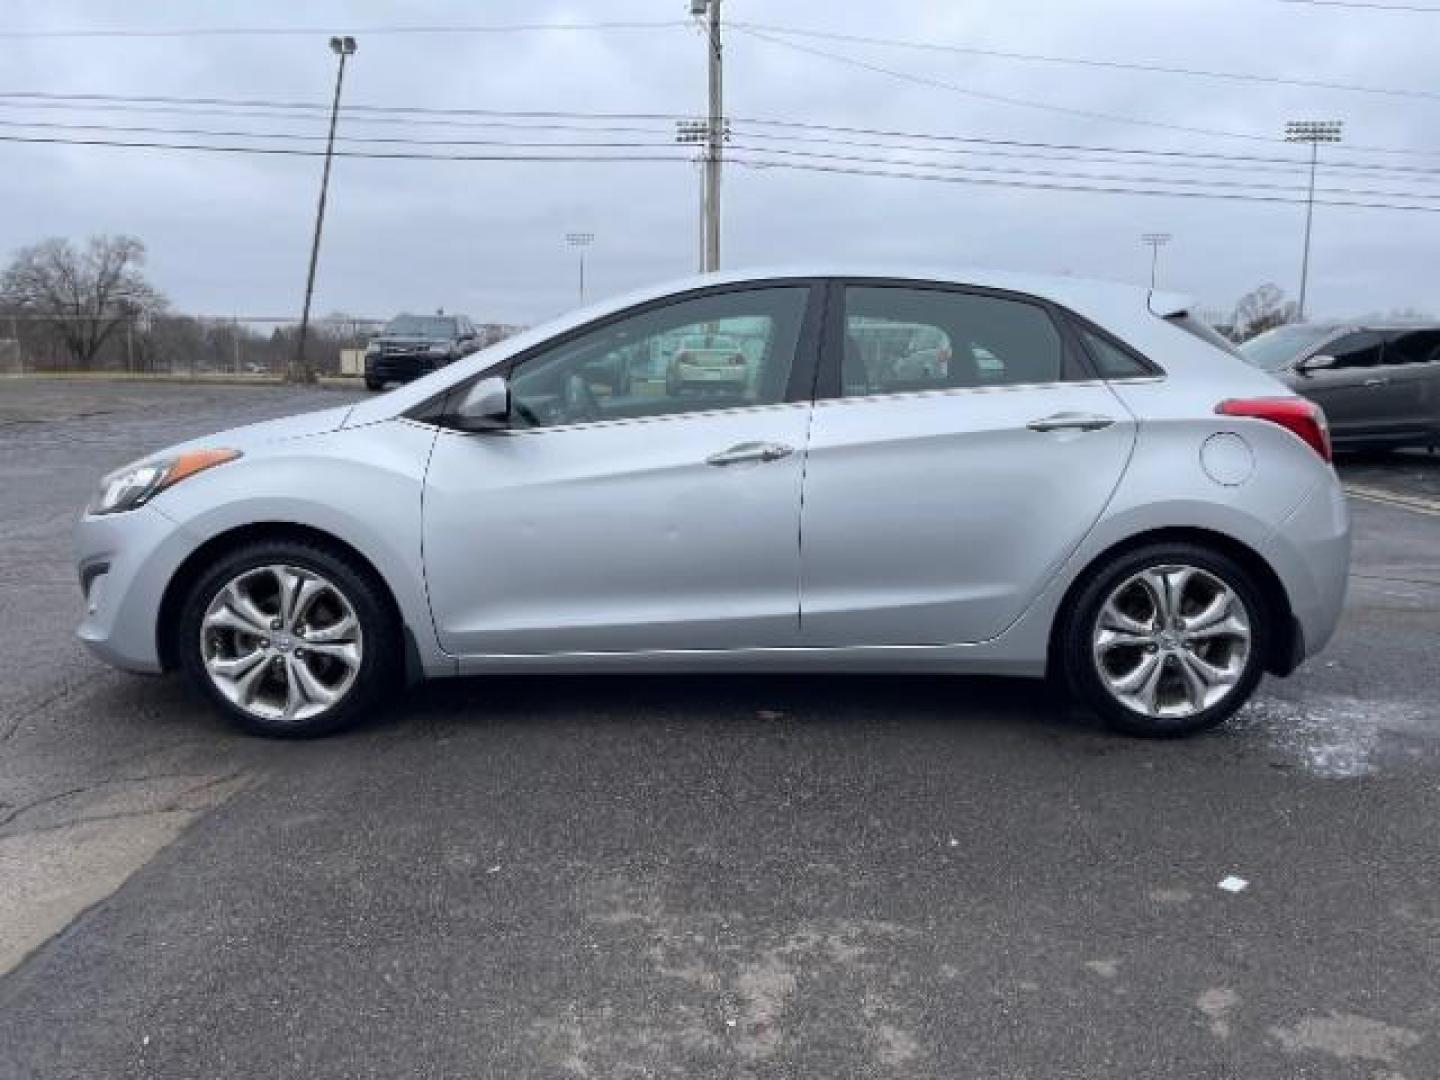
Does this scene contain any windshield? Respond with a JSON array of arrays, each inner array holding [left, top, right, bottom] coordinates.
[[1239, 324, 1336, 371], [384, 316, 457, 339]]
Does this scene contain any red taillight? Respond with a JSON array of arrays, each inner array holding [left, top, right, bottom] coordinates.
[[1216, 397, 1332, 463]]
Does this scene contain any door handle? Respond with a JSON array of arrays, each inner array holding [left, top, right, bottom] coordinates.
[[1362, 376, 1389, 387], [706, 441, 794, 466], [1026, 412, 1115, 433]]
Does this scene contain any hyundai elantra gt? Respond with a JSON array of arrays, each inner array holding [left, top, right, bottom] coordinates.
[[76, 268, 1350, 738]]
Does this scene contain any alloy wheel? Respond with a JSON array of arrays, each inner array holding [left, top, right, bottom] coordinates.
[[1091, 563, 1252, 719], [200, 564, 363, 724]]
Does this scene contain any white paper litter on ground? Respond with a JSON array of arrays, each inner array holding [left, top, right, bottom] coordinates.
[[1217, 875, 1249, 893]]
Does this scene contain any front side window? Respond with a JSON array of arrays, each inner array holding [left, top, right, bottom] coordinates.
[[1324, 331, 1386, 369], [841, 286, 1065, 397], [508, 287, 808, 429]]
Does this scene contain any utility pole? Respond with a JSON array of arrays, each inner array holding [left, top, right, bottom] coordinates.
[[1140, 233, 1171, 291], [1284, 119, 1342, 322], [292, 35, 357, 384], [566, 232, 595, 305], [678, 0, 724, 272]]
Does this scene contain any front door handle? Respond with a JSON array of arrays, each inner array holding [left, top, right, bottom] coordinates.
[[706, 441, 794, 466], [1026, 412, 1115, 433], [1362, 376, 1389, 387]]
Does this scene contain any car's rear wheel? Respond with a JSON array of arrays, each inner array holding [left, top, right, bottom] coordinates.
[[364, 376, 384, 392], [1059, 542, 1269, 737], [177, 540, 400, 737]]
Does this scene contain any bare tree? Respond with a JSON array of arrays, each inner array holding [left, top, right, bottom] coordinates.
[[1, 235, 166, 369], [1231, 283, 1299, 342]]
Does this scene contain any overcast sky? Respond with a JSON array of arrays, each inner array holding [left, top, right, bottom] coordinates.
[[4, 0, 1438, 326]]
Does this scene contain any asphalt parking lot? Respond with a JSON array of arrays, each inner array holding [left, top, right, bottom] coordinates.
[[1, 378, 1437, 1078]]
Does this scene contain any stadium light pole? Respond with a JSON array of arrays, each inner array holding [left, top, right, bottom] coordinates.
[[1285, 119, 1343, 322], [1141, 233, 1172, 291], [292, 35, 356, 384], [566, 232, 595, 305]]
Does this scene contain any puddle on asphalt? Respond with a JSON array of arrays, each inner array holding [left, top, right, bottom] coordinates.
[[1230, 695, 1434, 779]]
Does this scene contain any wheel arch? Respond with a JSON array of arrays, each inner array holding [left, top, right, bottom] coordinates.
[[1046, 525, 1300, 679], [155, 521, 421, 679]]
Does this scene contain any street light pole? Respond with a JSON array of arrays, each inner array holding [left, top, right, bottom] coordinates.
[[292, 34, 356, 384], [566, 232, 595, 305], [1140, 233, 1171, 291], [1284, 119, 1343, 322]]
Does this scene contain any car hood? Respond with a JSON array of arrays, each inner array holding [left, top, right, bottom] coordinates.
[[158, 403, 355, 458]]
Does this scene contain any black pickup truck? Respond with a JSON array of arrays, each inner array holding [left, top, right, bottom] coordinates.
[[364, 313, 480, 390]]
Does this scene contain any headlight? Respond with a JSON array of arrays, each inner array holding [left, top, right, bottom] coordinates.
[[89, 448, 242, 516], [428, 343, 450, 356]]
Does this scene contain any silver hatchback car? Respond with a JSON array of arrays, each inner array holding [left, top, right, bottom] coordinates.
[[76, 268, 1350, 738]]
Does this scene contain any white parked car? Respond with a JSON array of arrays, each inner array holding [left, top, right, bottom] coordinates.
[[76, 268, 1349, 738]]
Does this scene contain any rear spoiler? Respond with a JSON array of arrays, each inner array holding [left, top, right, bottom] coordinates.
[[1146, 289, 1193, 319]]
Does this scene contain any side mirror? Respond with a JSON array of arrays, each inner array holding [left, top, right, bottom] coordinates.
[[452, 375, 509, 431], [1297, 353, 1336, 374]]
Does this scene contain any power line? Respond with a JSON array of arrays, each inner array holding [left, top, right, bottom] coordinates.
[[731, 155, 1440, 213], [0, 118, 681, 151], [1277, 0, 1440, 10], [732, 20, 1440, 103], [0, 20, 686, 39], [729, 24, 1283, 146], [0, 132, 691, 163], [4, 87, 1438, 166], [726, 142, 1440, 201], [732, 26, 1440, 162], [8, 111, 1440, 183], [8, 128, 1440, 213]]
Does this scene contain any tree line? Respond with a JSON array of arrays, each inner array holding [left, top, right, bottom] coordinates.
[[0, 233, 376, 376]]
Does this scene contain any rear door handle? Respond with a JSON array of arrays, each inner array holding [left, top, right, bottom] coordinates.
[[1026, 412, 1115, 433], [706, 441, 794, 466], [1362, 376, 1389, 387]]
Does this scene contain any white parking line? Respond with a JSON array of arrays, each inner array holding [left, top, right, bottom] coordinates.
[[1343, 484, 1440, 518]]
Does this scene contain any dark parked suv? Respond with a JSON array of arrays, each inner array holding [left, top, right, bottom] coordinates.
[[1241, 322, 1440, 451], [365, 313, 480, 390]]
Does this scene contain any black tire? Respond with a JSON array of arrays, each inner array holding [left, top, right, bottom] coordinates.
[[177, 538, 401, 738], [365, 376, 385, 392], [1057, 541, 1271, 738]]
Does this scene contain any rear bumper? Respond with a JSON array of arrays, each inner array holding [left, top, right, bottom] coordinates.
[[1260, 473, 1351, 665]]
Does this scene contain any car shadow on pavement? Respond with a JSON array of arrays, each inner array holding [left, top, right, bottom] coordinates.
[[379, 671, 1106, 740]]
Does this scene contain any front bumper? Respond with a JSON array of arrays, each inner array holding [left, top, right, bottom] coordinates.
[[75, 504, 197, 674], [366, 353, 442, 382]]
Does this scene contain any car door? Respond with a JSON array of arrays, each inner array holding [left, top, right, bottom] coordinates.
[[798, 281, 1136, 647], [422, 282, 821, 657], [1378, 329, 1440, 443], [1292, 330, 1388, 443]]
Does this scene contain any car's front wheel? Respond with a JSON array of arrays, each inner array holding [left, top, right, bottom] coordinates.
[[177, 540, 400, 737], [1058, 542, 1270, 737]]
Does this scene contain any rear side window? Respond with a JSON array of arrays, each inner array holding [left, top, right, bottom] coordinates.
[[842, 286, 1066, 396], [1383, 329, 1440, 366], [1079, 328, 1153, 379]]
